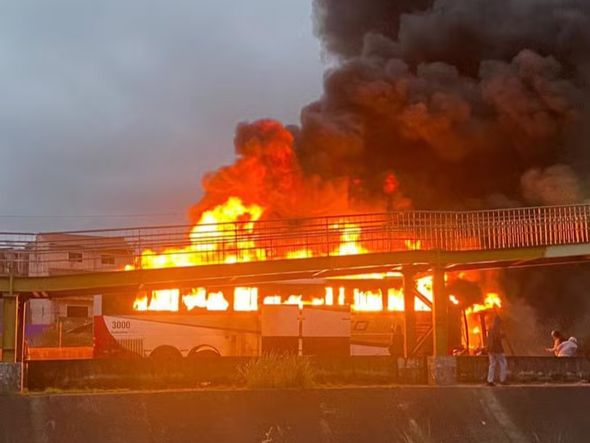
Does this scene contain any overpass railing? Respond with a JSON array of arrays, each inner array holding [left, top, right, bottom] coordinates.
[[1, 204, 589, 276]]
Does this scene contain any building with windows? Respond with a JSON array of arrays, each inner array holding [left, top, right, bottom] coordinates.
[[28, 233, 132, 277], [25, 233, 133, 338], [0, 248, 30, 277]]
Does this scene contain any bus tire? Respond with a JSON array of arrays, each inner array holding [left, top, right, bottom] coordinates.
[[187, 346, 220, 358], [149, 345, 182, 360]]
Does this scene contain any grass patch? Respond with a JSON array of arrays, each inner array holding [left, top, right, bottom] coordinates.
[[239, 354, 315, 389]]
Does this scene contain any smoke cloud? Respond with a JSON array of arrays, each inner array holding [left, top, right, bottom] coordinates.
[[521, 164, 583, 206], [302, 0, 589, 209], [306, 0, 590, 335], [312, 0, 434, 58]]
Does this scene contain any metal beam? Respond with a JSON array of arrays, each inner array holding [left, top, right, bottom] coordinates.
[[0, 247, 556, 296]]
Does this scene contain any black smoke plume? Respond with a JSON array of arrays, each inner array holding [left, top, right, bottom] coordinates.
[[306, 0, 589, 209], [312, 0, 434, 58]]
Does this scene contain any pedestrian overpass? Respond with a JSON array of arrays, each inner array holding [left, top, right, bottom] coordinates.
[[2, 204, 590, 362]]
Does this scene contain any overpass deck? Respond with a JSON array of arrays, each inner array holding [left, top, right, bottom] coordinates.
[[2, 204, 590, 295]]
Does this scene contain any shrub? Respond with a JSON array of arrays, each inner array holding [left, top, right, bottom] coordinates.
[[239, 354, 315, 389]]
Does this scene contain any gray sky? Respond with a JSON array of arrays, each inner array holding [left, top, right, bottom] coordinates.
[[0, 0, 324, 232]]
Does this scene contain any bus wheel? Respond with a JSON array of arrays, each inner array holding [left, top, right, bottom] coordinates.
[[187, 346, 220, 358], [149, 345, 182, 360]]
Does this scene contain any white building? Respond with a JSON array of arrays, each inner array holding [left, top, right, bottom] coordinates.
[[27, 233, 132, 326]]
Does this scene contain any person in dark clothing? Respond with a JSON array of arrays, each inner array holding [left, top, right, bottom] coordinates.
[[389, 324, 404, 357], [486, 315, 507, 386]]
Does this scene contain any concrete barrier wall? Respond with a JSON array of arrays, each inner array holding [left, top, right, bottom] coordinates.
[[0, 363, 21, 392], [25, 357, 428, 391], [25, 356, 590, 391], [457, 356, 590, 383], [1, 386, 589, 443]]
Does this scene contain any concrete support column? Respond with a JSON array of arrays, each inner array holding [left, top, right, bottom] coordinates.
[[0, 292, 23, 393], [2, 294, 18, 363], [0, 362, 22, 393], [432, 267, 448, 357], [428, 267, 457, 385], [402, 271, 416, 358]]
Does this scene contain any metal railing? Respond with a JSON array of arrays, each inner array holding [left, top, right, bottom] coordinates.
[[1, 204, 590, 276]]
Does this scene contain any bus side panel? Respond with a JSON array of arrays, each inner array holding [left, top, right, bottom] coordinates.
[[96, 314, 261, 358], [350, 312, 436, 356], [93, 315, 136, 358], [302, 306, 351, 356], [261, 305, 299, 355]]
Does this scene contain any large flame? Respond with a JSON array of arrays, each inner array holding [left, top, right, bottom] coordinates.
[[127, 194, 504, 344], [126, 197, 265, 271], [126, 196, 388, 271], [465, 292, 502, 315]]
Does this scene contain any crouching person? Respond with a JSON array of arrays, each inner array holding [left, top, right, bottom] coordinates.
[[486, 315, 508, 386], [557, 337, 578, 357]]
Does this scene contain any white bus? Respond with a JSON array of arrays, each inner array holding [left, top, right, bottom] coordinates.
[[93, 281, 441, 358]]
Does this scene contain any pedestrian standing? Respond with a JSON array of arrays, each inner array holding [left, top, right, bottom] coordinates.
[[389, 324, 404, 357], [486, 315, 508, 386]]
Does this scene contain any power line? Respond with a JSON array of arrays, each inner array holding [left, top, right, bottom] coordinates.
[[0, 213, 184, 219]]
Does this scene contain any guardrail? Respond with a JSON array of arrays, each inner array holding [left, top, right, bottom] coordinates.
[[1, 204, 590, 276]]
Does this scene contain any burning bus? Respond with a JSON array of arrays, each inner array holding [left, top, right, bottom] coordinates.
[[92, 194, 503, 359], [93, 275, 497, 359]]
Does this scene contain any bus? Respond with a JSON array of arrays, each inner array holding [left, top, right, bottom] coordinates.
[[94, 280, 454, 358]]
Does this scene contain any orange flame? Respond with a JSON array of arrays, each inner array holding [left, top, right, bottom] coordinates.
[[234, 287, 258, 311], [261, 288, 335, 309], [286, 249, 314, 259], [404, 239, 422, 250], [127, 197, 265, 270], [352, 289, 383, 312], [387, 288, 404, 311], [127, 197, 379, 270], [182, 288, 229, 311], [133, 289, 179, 312], [465, 292, 502, 315], [332, 223, 367, 256]]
